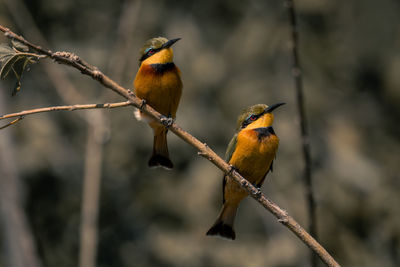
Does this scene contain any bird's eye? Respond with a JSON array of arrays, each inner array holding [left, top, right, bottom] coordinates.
[[249, 115, 257, 121], [145, 48, 155, 55]]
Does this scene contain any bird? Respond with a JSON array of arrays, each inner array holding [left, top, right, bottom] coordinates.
[[206, 103, 285, 240], [133, 37, 183, 169]]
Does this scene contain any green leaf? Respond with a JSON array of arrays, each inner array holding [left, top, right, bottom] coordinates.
[[11, 39, 29, 52]]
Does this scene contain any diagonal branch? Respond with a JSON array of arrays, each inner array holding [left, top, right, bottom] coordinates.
[[0, 101, 131, 122], [0, 25, 340, 267]]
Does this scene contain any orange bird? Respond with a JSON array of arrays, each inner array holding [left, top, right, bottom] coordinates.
[[134, 37, 182, 169], [206, 103, 284, 240]]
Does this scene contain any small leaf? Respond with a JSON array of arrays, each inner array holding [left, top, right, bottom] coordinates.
[[11, 39, 29, 52], [0, 43, 40, 95], [0, 43, 15, 56], [12, 56, 31, 79], [0, 54, 21, 80], [0, 54, 13, 65], [0, 43, 16, 62]]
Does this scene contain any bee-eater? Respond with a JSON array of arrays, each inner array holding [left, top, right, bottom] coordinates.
[[206, 103, 285, 240], [134, 37, 182, 169]]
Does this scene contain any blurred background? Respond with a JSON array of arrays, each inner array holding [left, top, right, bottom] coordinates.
[[0, 0, 399, 266]]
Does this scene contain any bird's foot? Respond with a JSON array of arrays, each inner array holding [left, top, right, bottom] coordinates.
[[139, 99, 147, 110], [227, 165, 238, 175], [254, 187, 262, 198], [160, 115, 174, 127]]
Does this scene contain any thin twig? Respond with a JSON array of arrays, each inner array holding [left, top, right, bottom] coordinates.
[[0, 101, 131, 121], [0, 116, 24, 130], [0, 25, 340, 267], [285, 1, 318, 266]]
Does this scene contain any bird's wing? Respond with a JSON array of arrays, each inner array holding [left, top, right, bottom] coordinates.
[[225, 133, 238, 162], [222, 134, 238, 203]]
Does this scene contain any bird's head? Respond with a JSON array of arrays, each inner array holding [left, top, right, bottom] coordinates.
[[138, 37, 181, 66], [236, 103, 285, 131]]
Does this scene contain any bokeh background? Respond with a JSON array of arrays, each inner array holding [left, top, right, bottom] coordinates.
[[0, 0, 399, 266]]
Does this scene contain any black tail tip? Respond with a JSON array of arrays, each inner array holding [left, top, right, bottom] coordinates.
[[148, 155, 174, 169], [206, 222, 236, 240]]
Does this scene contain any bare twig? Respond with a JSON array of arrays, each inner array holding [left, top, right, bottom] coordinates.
[[0, 101, 131, 121], [0, 116, 24, 130], [0, 25, 340, 267], [285, 0, 318, 266]]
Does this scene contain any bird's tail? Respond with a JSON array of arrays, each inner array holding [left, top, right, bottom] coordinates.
[[206, 203, 238, 240], [148, 125, 173, 169]]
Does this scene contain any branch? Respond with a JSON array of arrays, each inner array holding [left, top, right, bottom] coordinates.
[[0, 101, 131, 121], [0, 25, 340, 267], [285, 1, 318, 266], [0, 116, 24, 130]]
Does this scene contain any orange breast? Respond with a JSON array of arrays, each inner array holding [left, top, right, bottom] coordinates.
[[224, 128, 279, 204], [230, 129, 279, 184], [134, 64, 182, 118]]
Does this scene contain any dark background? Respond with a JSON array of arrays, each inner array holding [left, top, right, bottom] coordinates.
[[0, 0, 399, 266]]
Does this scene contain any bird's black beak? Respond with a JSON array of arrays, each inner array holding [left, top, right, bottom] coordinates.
[[162, 38, 181, 49], [264, 103, 285, 113]]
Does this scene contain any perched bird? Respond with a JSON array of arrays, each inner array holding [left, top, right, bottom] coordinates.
[[206, 103, 285, 240], [134, 37, 183, 169]]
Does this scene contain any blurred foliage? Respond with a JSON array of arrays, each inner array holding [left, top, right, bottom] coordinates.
[[0, 0, 400, 266]]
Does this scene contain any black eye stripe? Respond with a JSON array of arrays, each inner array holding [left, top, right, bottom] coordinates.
[[148, 47, 161, 55], [241, 114, 258, 128], [241, 112, 265, 128], [248, 114, 258, 121], [139, 47, 162, 62]]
